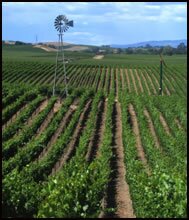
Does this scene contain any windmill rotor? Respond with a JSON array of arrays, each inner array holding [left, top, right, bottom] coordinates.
[[54, 15, 73, 33]]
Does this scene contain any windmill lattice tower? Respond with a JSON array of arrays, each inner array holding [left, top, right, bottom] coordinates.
[[53, 15, 73, 97]]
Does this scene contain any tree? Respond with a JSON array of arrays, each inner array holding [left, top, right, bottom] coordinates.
[[162, 46, 173, 56], [176, 43, 186, 54]]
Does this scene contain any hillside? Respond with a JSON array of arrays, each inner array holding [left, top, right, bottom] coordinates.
[[111, 39, 187, 48]]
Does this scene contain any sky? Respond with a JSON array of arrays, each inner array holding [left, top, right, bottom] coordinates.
[[2, 2, 187, 46]]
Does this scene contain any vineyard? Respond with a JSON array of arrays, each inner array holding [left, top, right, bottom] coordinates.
[[2, 54, 187, 218]]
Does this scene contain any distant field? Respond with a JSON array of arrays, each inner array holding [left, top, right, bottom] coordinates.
[[2, 44, 187, 218], [2, 44, 187, 66]]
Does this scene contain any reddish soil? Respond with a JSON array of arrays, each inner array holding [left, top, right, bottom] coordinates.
[[51, 99, 92, 175], [128, 104, 151, 175], [125, 69, 131, 93], [36, 99, 79, 162], [129, 69, 138, 95], [159, 113, 171, 135], [100, 102, 135, 218], [143, 109, 162, 151], [85, 99, 106, 162], [135, 69, 144, 93], [141, 71, 151, 95]]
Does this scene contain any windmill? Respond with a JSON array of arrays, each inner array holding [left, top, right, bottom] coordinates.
[[53, 15, 74, 97], [159, 53, 167, 95]]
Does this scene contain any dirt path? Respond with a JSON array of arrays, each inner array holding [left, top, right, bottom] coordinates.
[[159, 113, 171, 135], [141, 71, 151, 95], [135, 69, 144, 93], [100, 102, 135, 218], [125, 69, 131, 93], [35, 99, 62, 138], [86, 99, 107, 162], [144, 109, 162, 151], [129, 69, 138, 95], [51, 99, 92, 175], [120, 68, 125, 90], [128, 104, 151, 175], [36, 99, 79, 162], [93, 55, 104, 59], [2, 103, 28, 130]]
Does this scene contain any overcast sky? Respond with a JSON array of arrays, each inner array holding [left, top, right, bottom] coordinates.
[[2, 2, 187, 45]]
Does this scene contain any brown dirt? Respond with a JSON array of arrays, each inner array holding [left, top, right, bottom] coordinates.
[[100, 102, 135, 218], [115, 68, 119, 99], [140, 71, 151, 95], [51, 99, 92, 175], [149, 72, 163, 95], [107, 68, 111, 94], [2, 103, 28, 129], [144, 71, 157, 95], [134, 69, 144, 93], [165, 87, 171, 96], [33, 45, 58, 52], [120, 68, 125, 90], [163, 74, 175, 94], [125, 69, 131, 93], [104, 68, 109, 93], [36, 99, 79, 162], [35, 99, 63, 138], [101, 67, 106, 91], [93, 55, 104, 59], [110, 68, 114, 92], [85, 99, 106, 162], [130, 69, 138, 95], [159, 113, 171, 135], [128, 104, 151, 175], [27, 98, 49, 127], [95, 70, 101, 92], [143, 109, 162, 151], [175, 118, 185, 131]]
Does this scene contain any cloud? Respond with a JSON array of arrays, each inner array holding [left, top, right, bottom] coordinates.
[[72, 32, 92, 36]]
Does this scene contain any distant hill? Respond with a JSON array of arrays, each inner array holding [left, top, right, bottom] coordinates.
[[111, 39, 187, 48]]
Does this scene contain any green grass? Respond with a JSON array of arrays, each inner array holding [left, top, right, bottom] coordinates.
[[2, 44, 186, 67], [2, 45, 95, 63]]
